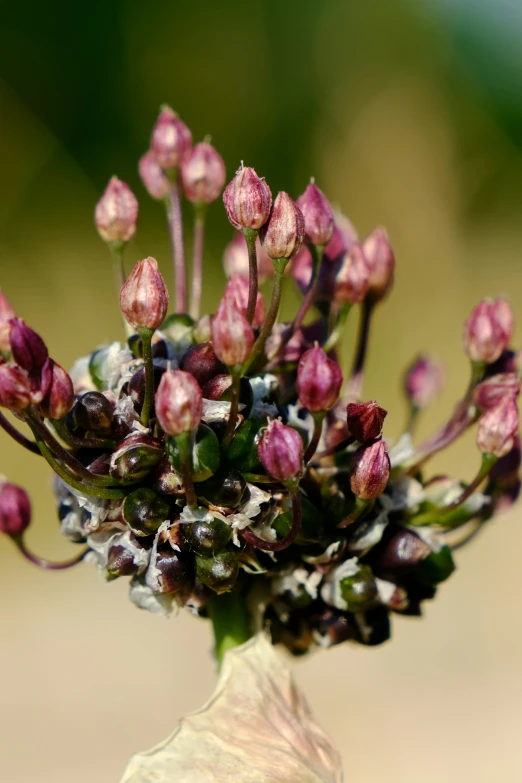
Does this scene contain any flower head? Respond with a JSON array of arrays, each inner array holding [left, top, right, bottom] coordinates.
[[347, 401, 387, 442], [297, 345, 343, 412], [350, 440, 390, 499], [138, 150, 170, 200], [258, 419, 303, 482], [473, 372, 520, 412], [223, 164, 272, 230], [0, 363, 32, 410], [464, 298, 514, 364], [211, 294, 254, 367], [155, 370, 203, 436], [95, 176, 138, 244], [296, 182, 334, 247], [223, 274, 265, 328], [260, 191, 305, 260], [404, 355, 445, 409], [39, 361, 74, 420], [333, 244, 370, 304], [181, 141, 226, 204], [120, 257, 169, 331], [477, 396, 519, 457], [362, 227, 395, 302], [151, 106, 192, 170], [0, 291, 16, 353]]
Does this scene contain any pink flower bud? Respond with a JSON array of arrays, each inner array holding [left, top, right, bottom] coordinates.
[[0, 482, 31, 537], [181, 142, 226, 204], [9, 318, 48, 375], [223, 274, 265, 328], [94, 176, 138, 244], [138, 150, 170, 200], [473, 372, 520, 412], [347, 401, 388, 442], [350, 440, 390, 499], [324, 213, 358, 260], [155, 369, 203, 436], [0, 363, 31, 410], [223, 232, 274, 283], [223, 165, 272, 230], [0, 291, 16, 353], [150, 106, 192, 170], [463, 298, 514, 364], [211, 295, 254, 367], [39, 360, 74, 420], [297, 345, 343, 412], [404, 355, 445, 409], [477, 396, 519, 457], [361, 227, 395, 302], [260, 192, 305, 260], [258, 419, 303, 482], [296, 182, 334, 247], [120, 257, 169, 331], [291, 246, 313, 295], [333, 244, 370, 304]]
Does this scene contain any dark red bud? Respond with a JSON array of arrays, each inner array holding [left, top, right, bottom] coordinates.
[[0, 482, 31, 537], [9, 318, 48, 375], [0, 363, 32, 410], [297, 345, 343, 412], [258, 419, 303, 482], [39, 360, 74, 419], [347, 400, 388, 442], [179, 342, 226, 388]]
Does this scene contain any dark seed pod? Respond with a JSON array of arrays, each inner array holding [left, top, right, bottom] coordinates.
[[201, 374, 254, 418], [122, 488, 170, 536], [340, 565, 379, 613], [196, 469, 246, 509], [352, 605, 391, 646], [195, 550, 239, 593], [181, 517, 232, 555], [180, 342, 226, 387], [111, 433, 165, 482], [128, 360, 167, 408], [147, 549, 192, 594], [151, 456, 184, 496], [371, 526, 431, 575], [106, 541, 143, 580], [166, 423, 220, 482], [72, 391, 114, 434]]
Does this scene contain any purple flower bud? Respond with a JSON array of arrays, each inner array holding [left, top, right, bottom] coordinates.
[[361, 228, 395, 302], [223, 165, 272, 230], [0, 291, 16, 352], [258, 419, 303, 482], [297, 345, 343, 412], [324, 213, 358, 260], [211, 294, 254, 367], [296, 182, 334, 247], [39, 360, 74, 420], [464, 298, 514, 364], [120, 257, 169, 331], [9, 318, 48, 375], [404, 354, 445, 409], [138, 150, 170, 200], [179, 342, 227, 388], [473, 372, 520, 412], [291, 246, 313, 295], [477, 396, 519, 457], [0, 482, 31, 537], [94, 176, 138, 244], [259, 192, 305, 260], [181, 142, 226, 204], [223, 274, 265, 328], [0, 363, 32, 410], [223, 232, 274, 283], [347, 401, 388, 443], [333, 244, 370, 304], [155, 369, 203, 436], [350, 440, 390, 499], [150, 106, 192, 170]]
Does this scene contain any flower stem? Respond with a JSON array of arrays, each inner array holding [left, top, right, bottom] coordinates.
[[209, 589, 251, 668], [109, 241, 132, 337], [0, 411, 40, 455], [304, 412, 325, 464], [242, 257, 288, 375], [176, 431, 197, 508], [138, 327, 155, 427], [442, 452, 498, 514], [347, 298, 374, 401], [322, 303, 352, 354], [242, 227, 259, 325], [222, 368, 241, 448], [51, 419, 116, 450], [189, 203, 206, 320], [13, 535, 89, 570], [241, 489, 302, 551], [168, 173, 186, 313]]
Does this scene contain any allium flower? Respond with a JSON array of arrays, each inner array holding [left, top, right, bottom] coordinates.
[[0, 363, 32, 410], [477, 396, 519, 457], [0, 290, 16, 353], [151, 106, 192, 170], [464, 298, 514, 364], [333, 244, 370, 304], [9, 318, 48, 376], [155, 370, 203, 436], [0, 482, 31, 537], [296, 182, 334, 247], [297, 345, 343, 412], [347, 400, 387, 442], [260, 191, 305, 260], [211, 294, 254, 366], [473, 372, 520, 412], [404, 354, 445, 409], [350, 440, 390, 499], [95, 176, 139, 244], [362, 227, 395, 302], [120, 257, 169, 331], [139, 150, 170, 200], [39, 360, 74, 420], [181, 141, 226, 204], [223, 164, 272, 230], [258, 419, 303, 482]]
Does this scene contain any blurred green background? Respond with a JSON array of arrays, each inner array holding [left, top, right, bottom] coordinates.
[[2, 1, 522, 781]]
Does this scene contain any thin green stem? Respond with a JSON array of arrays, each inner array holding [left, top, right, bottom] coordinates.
[[443, 452, 498, 514], [337, 497, 373, 529], [51, 419, 116, 450], [209, 589, 251, 667], [190, 203, 206, 320], [304, 412, 326, 464], [176, 431, 197, 508], [168, 173, 187, 313], [222, 368, 241, 448], [322, 302, 352, 354], [138, 328, 155, 427], [242, 227, 259, 325], [242, 257, 288, 375]]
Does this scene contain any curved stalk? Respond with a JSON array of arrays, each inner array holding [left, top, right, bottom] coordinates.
[[14, 535, 89, 570], [0, 411, 40, 455], [51, 419, 115, 450], [241, 489, 302, 551], [304, 412, 325, 464]]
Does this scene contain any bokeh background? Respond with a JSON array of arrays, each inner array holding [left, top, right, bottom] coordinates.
[[1, 0, 522, 780]]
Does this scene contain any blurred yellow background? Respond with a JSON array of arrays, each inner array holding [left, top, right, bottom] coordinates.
[[1, 1, 522, 780]]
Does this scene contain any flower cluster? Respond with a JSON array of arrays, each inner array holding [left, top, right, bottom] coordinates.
[[0, 106, 520, 656]]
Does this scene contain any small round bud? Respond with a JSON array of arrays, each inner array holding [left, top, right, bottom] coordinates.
[[110, 433, 165, 481], [73, 391, 114, 433], [106, 539, 145, 580], [181, 141, 226, 204], [150, 106, 192, 170], [0, 363, 31, 410], [120, 257, 169, 332], [0, 291, 16, 353], [259, 191, 305, 260], [404, 355, 445, 409], [477, 396, 519, 458], [39, 361, 74, 420], [138, 150, 170, 200], [223, 164, 272, 230], [473, 372, 520, 412], [332, 244, 370, 304], [347, 400, 388, 443], [195, 550, 239, 593], [182, 517, 232, 555], [464, 298, 514, 364], [297, 345, 343, 412], [155, 369, 203, 436], [296, 182, 334, 247], [350, 440, 390, 499], [179, 342, 227, 388], [0, 482, 31, 537], [223, 232, 274, 283], [9, 318, 48, 375], [94, 176, 138, 244], [258, 419, 303, 482], [197, 469, 246, 510], [223, 274, 265, 329], [122, 488, 170, 537], [211, 295, 254, 367], [361, 227, 395, 302]]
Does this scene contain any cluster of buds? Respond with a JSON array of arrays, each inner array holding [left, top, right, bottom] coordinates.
[[0, 107, 520, 658]]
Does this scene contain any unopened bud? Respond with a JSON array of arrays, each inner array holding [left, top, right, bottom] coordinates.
[[373, 526, 431, 573], [223, 164, 272, 230], [223, 274, 265, 328], [211, 295, 254, 367], [361, 228, 395, 302], [350, 440, 390, 499], [106, 537, 146, 580], [95, 176, 138, 244], [0, 291, 16, 353], [223, 231, 274, 283], [347, 400, 387, 442], [39, 360, 74, 420], [333, 244, 370, 304], [324, 213, 358, 260], [259, 191, 305, 260], [197, 469, 247, 510], [195, 550, 239, 593], [73, 391, 114, 433], [477, 396, 519, 457], [464, 298, 514, 364], [0, 482, 31, 537], [182, 517, 232, 555], [0, 363, 31, 410], [150, 106, 192, 170], [181, 142, 226, 204], [473, 372, 520, 412], [258, 419, 303, 482], [296, 182, 334, 247], [155, 369, 203, 436], [120, 257, 169, 332], [179, 342, 226, 388], [110, 433, 164, 481], [138, 150, 170, 200], [9, 318, 48, 375], [122, 488, 170, 537], [404, 354, 445, 409], [297, 345, 342, 412]]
